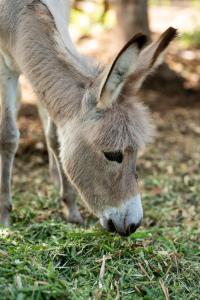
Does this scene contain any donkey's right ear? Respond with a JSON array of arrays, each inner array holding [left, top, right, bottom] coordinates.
[[97, 33, 148, 109]]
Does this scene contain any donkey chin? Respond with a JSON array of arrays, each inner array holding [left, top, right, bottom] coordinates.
[[98, 194, 143, 237]]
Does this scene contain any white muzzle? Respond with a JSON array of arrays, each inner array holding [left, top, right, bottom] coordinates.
[[99, 194, 143, 236]]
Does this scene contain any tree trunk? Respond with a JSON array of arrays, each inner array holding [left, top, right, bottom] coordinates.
[[116, 0, 150, 42]]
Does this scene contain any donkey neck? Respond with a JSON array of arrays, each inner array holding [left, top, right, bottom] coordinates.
[[12, 7, 99, 125]]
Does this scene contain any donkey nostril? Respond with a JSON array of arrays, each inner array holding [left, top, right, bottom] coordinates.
[[127, 223, 140, 235], [107, 219, 116, 233]]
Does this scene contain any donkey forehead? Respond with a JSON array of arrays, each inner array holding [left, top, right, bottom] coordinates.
[[82, 101, 153, 151]]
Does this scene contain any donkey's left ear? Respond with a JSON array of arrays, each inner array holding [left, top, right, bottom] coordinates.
[[98, 27, 177, 109], [97, 33, 147, 109]]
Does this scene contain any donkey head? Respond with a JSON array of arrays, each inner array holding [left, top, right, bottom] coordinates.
[[59, 28, 177, 236]]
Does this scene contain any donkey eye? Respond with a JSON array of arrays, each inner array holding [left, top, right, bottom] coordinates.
[[103, 151, 123, 163]]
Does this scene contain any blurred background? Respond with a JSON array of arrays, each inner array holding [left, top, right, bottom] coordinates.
[[15, 0, 200, 228]]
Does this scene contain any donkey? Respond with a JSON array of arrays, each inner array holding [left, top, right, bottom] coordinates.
[[0, 0, 177, 236]]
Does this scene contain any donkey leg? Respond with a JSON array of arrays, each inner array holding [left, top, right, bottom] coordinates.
[[0, 56, 19, 226], [46, 118, 83, 224], [48, 150, 60, 186], [38, 105, 60, 185]]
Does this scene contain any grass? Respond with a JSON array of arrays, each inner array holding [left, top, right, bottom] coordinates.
[[1, 224, 199, 299], [0, 107, 200, 300], [180, 29, 200, 48]]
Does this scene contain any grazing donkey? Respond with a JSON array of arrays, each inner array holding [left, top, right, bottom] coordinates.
[[0, 0, 177, 236]]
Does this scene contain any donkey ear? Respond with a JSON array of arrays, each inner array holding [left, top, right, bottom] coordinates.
[[121, 27, 178, 96], [97, 33, 147, 109]]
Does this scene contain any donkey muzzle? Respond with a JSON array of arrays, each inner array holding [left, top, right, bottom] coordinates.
[[99, 194, 143, 236]]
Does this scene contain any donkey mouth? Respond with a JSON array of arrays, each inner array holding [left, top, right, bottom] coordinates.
[[106, 218, 141, 236], [99, 194, 143, 236]]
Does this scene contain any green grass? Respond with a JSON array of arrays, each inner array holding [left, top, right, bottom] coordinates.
[[0, 109, 200, 300], [180, 29, 200, 48], [1, 173, 199, 300], [1, 224, 199, 300]]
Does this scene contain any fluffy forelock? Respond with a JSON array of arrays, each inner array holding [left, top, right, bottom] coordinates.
[[82, 99, 155, 152]]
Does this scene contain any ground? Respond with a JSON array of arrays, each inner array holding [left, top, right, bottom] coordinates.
[[0, 4, 200, 300]]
